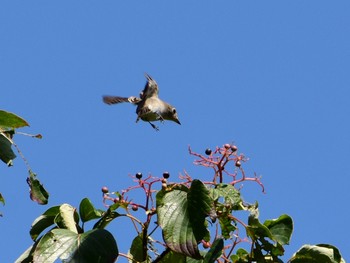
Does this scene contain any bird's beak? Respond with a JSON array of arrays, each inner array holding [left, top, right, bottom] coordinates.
[[175, 119, 181, 125]]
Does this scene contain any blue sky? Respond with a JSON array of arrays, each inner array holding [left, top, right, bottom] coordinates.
[[1, 1, 349, 262]]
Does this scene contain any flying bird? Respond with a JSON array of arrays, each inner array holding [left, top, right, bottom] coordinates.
[[103, 73, 181, 130]]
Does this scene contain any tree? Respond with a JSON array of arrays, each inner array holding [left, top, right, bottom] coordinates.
[[1, 110, 345, 262]]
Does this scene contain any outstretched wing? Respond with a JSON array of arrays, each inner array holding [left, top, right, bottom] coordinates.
[[103, 96, 141, 105], [140, 73, 159, 100]]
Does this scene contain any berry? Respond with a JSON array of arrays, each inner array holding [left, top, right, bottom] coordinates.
[[205, 148, 212, 155], [136, 172, 142, 179], [101, 186, 109, 193], [224, 143, 230, 149], [163, 172, 170, 179], [235, 160, 241, 167], [202, 241, 211, 249], [231, 145, 238, 152], [132, 205, 138, 211]]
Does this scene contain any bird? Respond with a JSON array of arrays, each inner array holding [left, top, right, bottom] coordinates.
[[103, 73, 181, 131]]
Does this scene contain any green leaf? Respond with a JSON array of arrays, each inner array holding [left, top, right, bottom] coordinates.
[[55, 204, 79, 233], [26, 170, 49, 205], [188, 180, 213, 240], [230, 248, 249, 263], [128, 234, 151, 263], [247, 205, 273, 241], [264, 214, 293, 245], [93, 206, 122, 229], [219, 216, 237, 239], [289, 244, 345, 263], [203, 238, 223, 263], [33, 228, 118, 263], [158, 250, 187, 263], [270, 242, 285, 257], [189, 180, 213, 214], [0, 110, 29, 130], [0, 132, 16, 166], [211, 184, 243, 210], [79, 198, 103, 223], [185, 256, 204, 263], [156, 180, 213, 259], [30, 206, 60, 241], [15, 244, 36, 263]]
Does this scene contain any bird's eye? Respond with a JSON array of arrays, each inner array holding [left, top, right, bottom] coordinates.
[[172, 108, 177, 114]]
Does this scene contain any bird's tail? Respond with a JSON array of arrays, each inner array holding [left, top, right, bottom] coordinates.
[[103, 96, 140, 105]]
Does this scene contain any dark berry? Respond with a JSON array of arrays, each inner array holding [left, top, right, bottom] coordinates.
[[101, 186, 109, 193], [136, 172, 142, 179], [205, 148, 212, 155], [235, 160, 241, 167], [163, 172, 170, 179], [231, 145, 238, 152], [224, 143, 230, 149], [132, 205, 138, 211]]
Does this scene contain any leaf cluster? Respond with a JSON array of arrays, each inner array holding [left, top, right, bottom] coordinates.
[[0, 110, 48, 206], [0, 110, 29, 166], [16, 199, 118, 263], [2, 110, 343, 263]]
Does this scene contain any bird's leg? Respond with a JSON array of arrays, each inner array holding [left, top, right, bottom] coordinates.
[[149, 122, 159, 131], [155, 112, 165, 123]]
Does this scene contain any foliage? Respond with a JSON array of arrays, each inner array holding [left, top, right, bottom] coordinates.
[[15, 202, 117, 263], [15, 143, 345, 263], [289, 244, 345, 263], [0, 110, 48, 205], [0, 109, 29, 166]]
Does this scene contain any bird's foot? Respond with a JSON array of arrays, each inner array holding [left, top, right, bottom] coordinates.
[[149, 122, 159, 131]]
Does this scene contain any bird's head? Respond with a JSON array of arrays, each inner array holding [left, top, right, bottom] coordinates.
[[165, 106, 181, 125]]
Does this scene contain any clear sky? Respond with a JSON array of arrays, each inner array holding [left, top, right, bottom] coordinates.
[[1, 1, 349, 262]]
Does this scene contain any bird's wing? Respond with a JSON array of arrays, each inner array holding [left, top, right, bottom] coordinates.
[[138, 105, 153, 117], [103, 96, 141, 105], [140, 73, 159, 100], [136, 103, 161, 122]]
